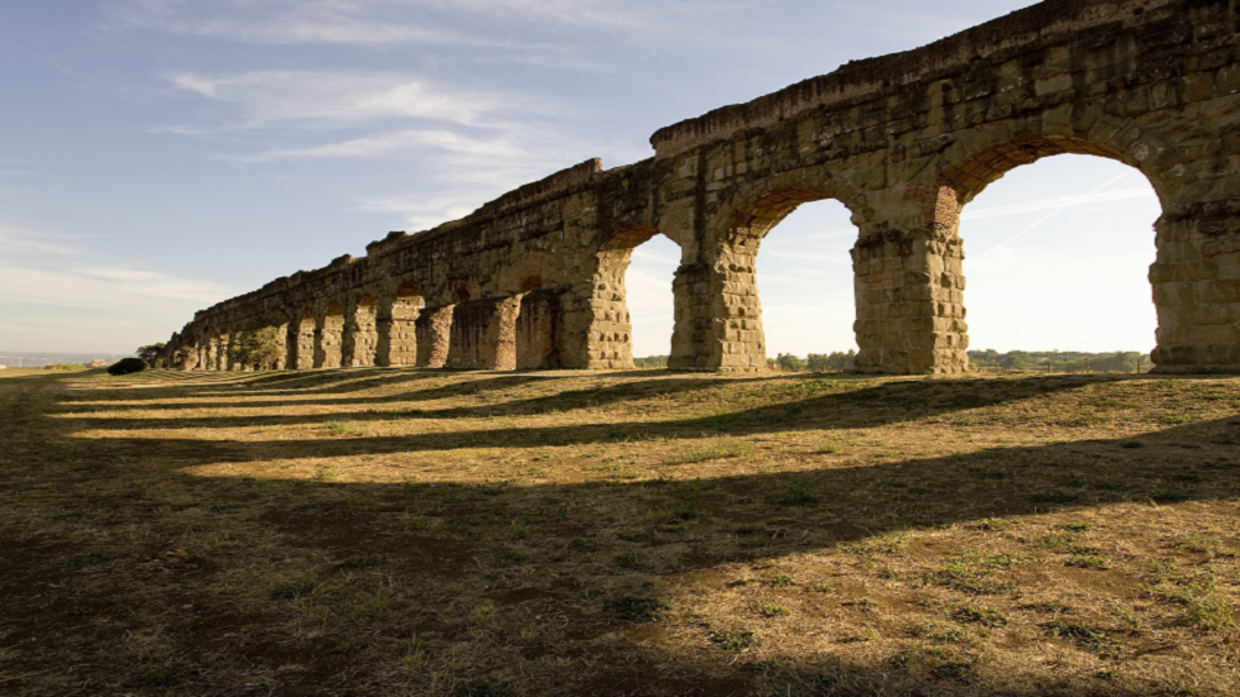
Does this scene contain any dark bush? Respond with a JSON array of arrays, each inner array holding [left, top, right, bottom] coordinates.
[[108, 358, 148, 376]]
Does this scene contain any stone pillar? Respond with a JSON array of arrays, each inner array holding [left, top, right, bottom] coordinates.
[[415, 304, 455, 368], [850, 227, 968, 374], [446, 296, 521, 370], [1150, 201, 1240, 372], [842, 182, 969, 375], [272, 323, 288, 370], [314, 305, 345, 369], [668, 238, 765, 371], [295, 314, 315, 369], [343, 297, 378, 367], [224, 330, 239, 371], [377, 291, 421, 367], [516, 289, 563, 369], [584, 249, 638, 369]]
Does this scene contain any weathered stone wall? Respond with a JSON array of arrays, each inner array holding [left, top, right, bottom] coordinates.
[[162, 0, 1240, 375]]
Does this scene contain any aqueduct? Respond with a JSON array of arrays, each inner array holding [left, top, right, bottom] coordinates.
[[162, 0, 1240, 374]]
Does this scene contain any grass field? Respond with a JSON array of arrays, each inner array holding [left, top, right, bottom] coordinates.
[[2, 366, 1239, 696]]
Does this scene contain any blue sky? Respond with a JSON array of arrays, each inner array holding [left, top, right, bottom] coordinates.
[[0, 0, 1160, 357]]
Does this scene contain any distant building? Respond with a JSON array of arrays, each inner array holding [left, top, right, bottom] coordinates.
[[0, 365, 7, 370], [88, 359, 108, 368]]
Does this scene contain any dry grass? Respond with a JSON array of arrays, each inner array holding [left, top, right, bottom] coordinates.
[[2, 366, 1239, 696]]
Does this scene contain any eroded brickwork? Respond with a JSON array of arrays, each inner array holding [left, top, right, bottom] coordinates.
[[163, 0, 1240, 375]]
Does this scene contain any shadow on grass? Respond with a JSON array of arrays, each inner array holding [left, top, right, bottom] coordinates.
[[51, 373, 1104, 437], [7, 370, 1240, 697]]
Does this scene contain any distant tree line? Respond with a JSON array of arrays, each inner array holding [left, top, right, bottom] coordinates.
[[966, 349, 1151, 373], [633, 355, 669, 369], [622, 348, 1151, 374]]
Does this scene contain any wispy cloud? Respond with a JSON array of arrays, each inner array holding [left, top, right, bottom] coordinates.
[[967, 173, 1151, 261], [105, 0, 651, 46], [165, 70, 527, 128], [233, 129, 528, 163], [0, 226, 237, 316], [0, 226, 82, 256], [962, 188, 1155, 221]]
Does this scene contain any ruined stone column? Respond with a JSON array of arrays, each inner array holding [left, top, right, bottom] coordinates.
[[415, 304, 454, 368], [272, 322, 288, 370], [342, 297, 378, 368], [851, 187, 968, 374], [223, 330, 239, 371], [446, 296, 520, 370], [669, 237, 765, 371], [585, 249, 639, 369], [516, 289, 564, 369], [377, 289, 422, 367], [314, 304, 345, 369], [1150, 200, 1240, 372], [295, 313, 315, 369]]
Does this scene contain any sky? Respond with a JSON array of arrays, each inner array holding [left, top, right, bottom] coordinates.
[[0, 0, 1161, 357]]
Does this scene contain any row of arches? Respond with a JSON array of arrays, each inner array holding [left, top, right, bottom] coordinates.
[[619, 152, 1159, 362], [176, 136, 1170, 375], [184, 280, 573, 373]]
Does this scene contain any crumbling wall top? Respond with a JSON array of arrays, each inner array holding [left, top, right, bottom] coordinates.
[[649, 0, 1174, 159]]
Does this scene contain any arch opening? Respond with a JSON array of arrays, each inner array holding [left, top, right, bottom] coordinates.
[[750, 196, 860, 372], [597, 225, 679, 368], [955, 152, 1161, 369]]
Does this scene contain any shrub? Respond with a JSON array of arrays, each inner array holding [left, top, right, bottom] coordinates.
[[108, 358, 147, 376], [228, 323, 283, 370]]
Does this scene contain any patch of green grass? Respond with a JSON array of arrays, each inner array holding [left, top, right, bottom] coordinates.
[[614, 552, 647, 571], [1027, 491, 1080, 504], [936, 552, 1027, 595], [450, 678, 517, 697], [1041, 621, 1122, 657], [335, 554, 387, 571], [772, 479, 821, 506], [710, 628, 762, 651], [398, 637, 434, 656], [64, 553, 108, 567], [1065, 555, 1112, 570], [667, 440, 753, 465], [603, 596, 669, 623], [762, 574, 795, 588], [1173, 533, 1236, 559], [843, 533, 911, 556], [970, 518, 1022, 531], [949, 605, 1009, 628], [755, 603, 790, 618], [1150, 491, 1192, 503], [323, 421, 358, 435], [268, 578, 318, 599]]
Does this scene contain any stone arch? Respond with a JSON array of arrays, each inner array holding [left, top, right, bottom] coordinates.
[[668, 168, 868, 371], [718, 168, 868, 246], [927, 128, 1181, 371], [934, 130, 1180, 232], [588, 223, 678, 368]]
